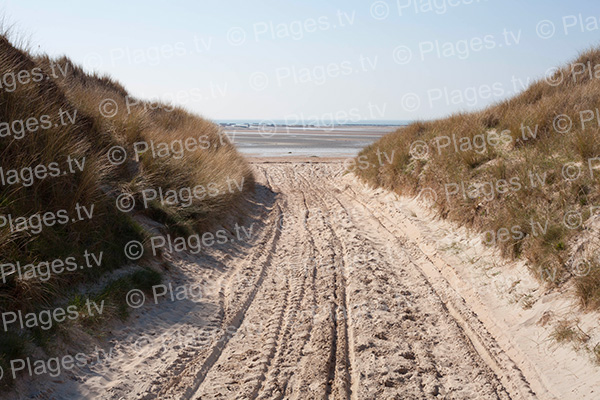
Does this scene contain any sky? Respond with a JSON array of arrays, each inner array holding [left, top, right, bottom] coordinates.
[[2, 0, 599, 123]]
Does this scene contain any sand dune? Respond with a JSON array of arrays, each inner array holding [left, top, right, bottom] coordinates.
[[19, 161, 600, 399]]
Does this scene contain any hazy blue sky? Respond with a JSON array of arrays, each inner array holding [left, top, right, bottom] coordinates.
[[2, 0, 599, 123]]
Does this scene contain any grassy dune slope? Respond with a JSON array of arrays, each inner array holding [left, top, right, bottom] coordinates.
[[0, 34, 253, 380], [357, 48, 600, 309]]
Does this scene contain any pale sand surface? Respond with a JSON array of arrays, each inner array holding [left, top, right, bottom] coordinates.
[[227, 125, 397, 157], [12, 161, 600, 399]]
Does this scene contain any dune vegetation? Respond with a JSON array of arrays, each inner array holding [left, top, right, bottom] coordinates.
[[356, 48, 600, 310], [0, 32, 253, 383]]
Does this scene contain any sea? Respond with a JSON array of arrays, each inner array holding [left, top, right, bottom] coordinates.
[[215, 119, 410, 157]]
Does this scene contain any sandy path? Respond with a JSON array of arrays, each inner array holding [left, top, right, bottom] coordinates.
[[22, 161, 557, 399], [156, 161, 533, 399]]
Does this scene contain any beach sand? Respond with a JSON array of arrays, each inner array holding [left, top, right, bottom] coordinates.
[[14, 160, 600, 399]]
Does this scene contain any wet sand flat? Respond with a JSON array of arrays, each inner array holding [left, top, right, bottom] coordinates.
[[225, 125, 399, 157]]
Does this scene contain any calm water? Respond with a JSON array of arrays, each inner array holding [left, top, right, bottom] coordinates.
[[221, 125, 402, 157]]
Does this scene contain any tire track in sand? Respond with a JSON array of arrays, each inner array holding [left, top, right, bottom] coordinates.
[[167, 161, 536, 399], [158, 187, 283, 399]]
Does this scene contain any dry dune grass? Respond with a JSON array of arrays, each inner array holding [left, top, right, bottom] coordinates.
[[36, 55, 254, 232], [0, 33, 253, 380], [357, 48, 600, 308]]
